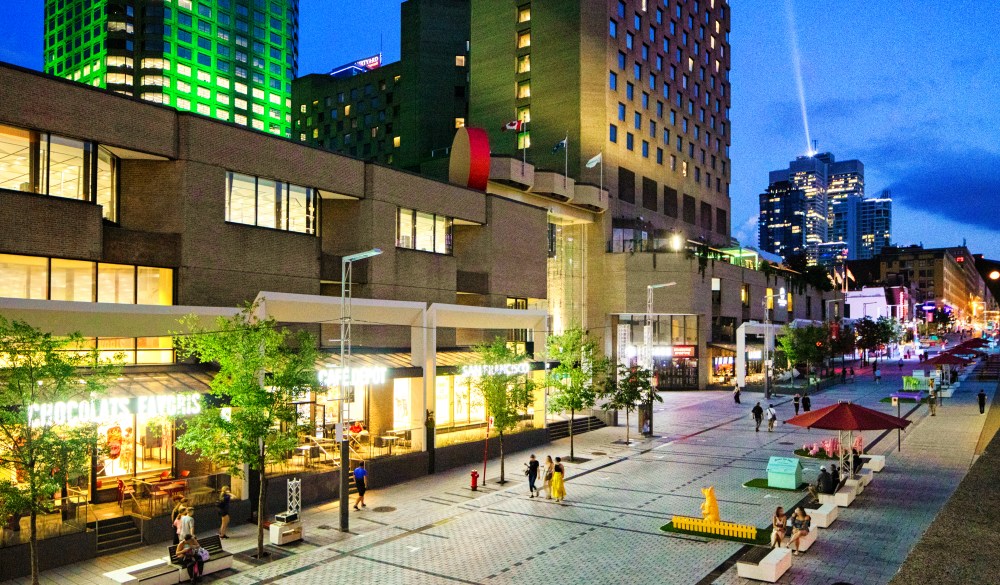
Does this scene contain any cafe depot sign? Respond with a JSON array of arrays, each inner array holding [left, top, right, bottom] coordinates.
[[28, 393, 203, 426]]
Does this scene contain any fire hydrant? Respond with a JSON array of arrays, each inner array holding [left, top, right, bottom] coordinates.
[[470, 469, 479, 491]]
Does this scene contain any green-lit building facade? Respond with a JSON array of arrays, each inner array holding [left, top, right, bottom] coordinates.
[[44, 0, 298, 137]]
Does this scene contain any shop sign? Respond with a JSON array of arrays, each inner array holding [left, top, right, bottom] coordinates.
[[318, 366, 388, 388], [460, 363, 531, 377], [747, 350, 763, 360], [28, 392, 203, 427], [673, 346, 696, 358]]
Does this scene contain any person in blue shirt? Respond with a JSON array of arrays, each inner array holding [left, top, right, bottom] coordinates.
[[353, 461, 368, 510]]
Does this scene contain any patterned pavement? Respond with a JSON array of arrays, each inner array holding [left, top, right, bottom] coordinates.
[[14, 354, 995, 585]]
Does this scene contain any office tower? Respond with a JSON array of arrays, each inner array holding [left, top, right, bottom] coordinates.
[[758, 180, 807, 260], [292, 0, 470, 175], [826, 158, 864, 259], [469, 0, 733, 247], [860, 194, 892, 260], [44, 0, 298, 136]]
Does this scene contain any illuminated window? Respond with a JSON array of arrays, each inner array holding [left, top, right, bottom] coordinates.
[[517, 31, 531, 48], [396, 207, 453, 255], [225, 172, 318, 235], [518, 5, 530, 22], [517, 54, 531, 73], [517, 80, 531, 98], [517, 105, 531, 123], [454, 118, 465, 128], [766, 287, 774, 310], [393, 136, 401, 147], [455, 55, 466, 66]]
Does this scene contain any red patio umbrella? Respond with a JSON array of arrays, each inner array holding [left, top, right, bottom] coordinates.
[[924, 353, 970, 366], [958, 338, 989, 348], [787, 401, 910, 481]]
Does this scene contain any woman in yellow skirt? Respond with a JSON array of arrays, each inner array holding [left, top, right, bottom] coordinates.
[[550, 457, 566, 502]]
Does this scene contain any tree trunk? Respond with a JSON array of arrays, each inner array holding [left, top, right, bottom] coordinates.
[[569, 408, 575, 461], [256, 458, 266, 559], [29, 508, 38, 585], [499, 431, 505, 483], [625, 410, 630, 445]]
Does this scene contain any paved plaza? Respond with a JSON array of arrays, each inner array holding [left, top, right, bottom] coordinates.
[[11, 357, 996, 585]]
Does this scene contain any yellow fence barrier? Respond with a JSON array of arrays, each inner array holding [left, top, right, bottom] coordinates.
[[671, 515, 757, 541]]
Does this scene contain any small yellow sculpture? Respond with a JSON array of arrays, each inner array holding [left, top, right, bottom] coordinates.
[[700, 486, 720, 523]]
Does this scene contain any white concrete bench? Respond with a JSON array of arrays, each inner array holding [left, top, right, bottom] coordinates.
[[862, 455, 885, 472], [787, 524, 818, 552], [103, 559, 177, 585], [845, 477, 864, 494], [805, 503, 838, 528], [819, 485, 856, 507], [859, 468, 874, 486], [736, 547, 792, 582]]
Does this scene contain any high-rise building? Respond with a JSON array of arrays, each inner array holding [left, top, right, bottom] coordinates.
[[292, 0, 470, 176], [469, 0, 733, 247], [764, 154, 829, 263], [758, 180, 807, 260], [860, 194, 891, 260], [826, 158, 864, 258], [43, 0, 298, 137]]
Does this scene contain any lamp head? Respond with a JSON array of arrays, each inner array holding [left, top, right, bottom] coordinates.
[[343, 248, 383, 262]]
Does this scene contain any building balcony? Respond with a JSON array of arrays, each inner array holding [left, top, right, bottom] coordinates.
[[572, 183, 608, 212], [489, 156, 534, 190], [531, 171, 575, 202]]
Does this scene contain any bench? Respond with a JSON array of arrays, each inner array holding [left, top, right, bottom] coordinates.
[[858, 468, 874, 486], [845, 477, 864, 494], [804, 503, 838, 528], [819, 484, 856, 507], [784, 520, 818, 552], [862, 454, 885, 472], [103, 558, 177, 585], [166, 535, 233, 580], [736, 546, 792, 582]]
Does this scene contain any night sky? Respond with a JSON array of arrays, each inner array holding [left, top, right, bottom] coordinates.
[[3, 1, 998, 257]]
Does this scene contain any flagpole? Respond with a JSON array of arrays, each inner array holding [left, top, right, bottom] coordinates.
[[522, 121, 527, 172], [599, 148, 604, 197], [564, 132, 569, 188]]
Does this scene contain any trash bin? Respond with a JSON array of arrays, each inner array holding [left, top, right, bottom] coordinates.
[[766, 456, 802, 489]]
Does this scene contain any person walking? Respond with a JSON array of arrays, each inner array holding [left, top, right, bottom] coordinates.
[[786, 507, 812, 556], [792, 393, 801, 416], [802, 393, 812, 412], [928, 385, 938, 417], [733, 381, 742, 404], [874, 367, 882, 384], [176, 534, 205, 583], [525, 454, 540, 498], [216, 486, 231, 539], [171, 496, 189, 545], [751, 402, 764, 432], [543, 456, 555, 499], [898, 358, 904, 371], [353, 461, 368, 510], [550, 457, 567, 503], [979, 389, 988, 414], [770, 506, 787, 549], [849, 367, 856, 383], [766, 404, 778, 432]]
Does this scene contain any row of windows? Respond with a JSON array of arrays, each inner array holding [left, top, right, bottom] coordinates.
[[225, 172, 319, 234], [397, 207, 453, 255], [0, 254, 173, 306], [0, 123, 119, 221]]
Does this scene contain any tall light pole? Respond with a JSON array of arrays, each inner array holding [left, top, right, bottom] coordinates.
[[643, 282, 676, 436], [763, 288, 787, 399], [339, 248, 381, 532]]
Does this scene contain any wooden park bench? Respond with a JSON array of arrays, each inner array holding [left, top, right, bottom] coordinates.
[[166, 535, 233, 580]]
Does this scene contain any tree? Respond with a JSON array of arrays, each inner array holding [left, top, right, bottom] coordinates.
[[600, 364, 658, 445], [829, 322, 856, 370], [546, 328, 605, 462], [853, 317, 880, 366], [0, 318, 117, 585], [173, 304, 317, 560], [470, 338, 534, 484], [776, 325, 828, 387]]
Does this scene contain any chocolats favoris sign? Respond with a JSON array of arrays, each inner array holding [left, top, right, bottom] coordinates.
[[28, 393, 203, 426]]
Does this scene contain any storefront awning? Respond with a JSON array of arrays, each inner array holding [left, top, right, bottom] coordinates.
[[104, 370, 214, 397]]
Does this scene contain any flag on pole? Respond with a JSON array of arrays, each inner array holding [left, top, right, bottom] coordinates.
[[552, 137, 568, 153], [586, 152, 603, 168], [501, 120, 523, 132], [846, 267, 856, 282]]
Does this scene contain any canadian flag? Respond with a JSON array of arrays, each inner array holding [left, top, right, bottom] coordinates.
[[501, 120, 523, 132]]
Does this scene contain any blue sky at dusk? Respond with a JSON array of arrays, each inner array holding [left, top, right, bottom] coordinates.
[[2, 1, 999, 256]]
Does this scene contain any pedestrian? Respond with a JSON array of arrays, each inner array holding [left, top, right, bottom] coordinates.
[[786, 507, 812, 556], [551, 457, 567, 503], [733, 381, 741, 404], [176, 534, 205, 583], [770, 506, 787, 549], [802, 393, 811, 412], [216, 486, 231, 538], [180, 507, 195, 540], [171, 496, 189, 545], [898, 359, 904, 371], [979, 389, 988, 414], [841, 368, 847, 383], [792, 393, 801, 416], [543, 456, 554, 499], [353, 461, 368, 510], [928, 385, 938, 417], [766, 404, 777, 432], [806, 466, 834, 503], [849, 367, 855, 383], [874, 367, 882, 384], [525, 454, 540, 498], [751, 402, 764, 432]]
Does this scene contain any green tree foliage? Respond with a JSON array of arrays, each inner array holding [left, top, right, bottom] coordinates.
[[546, 328, 605, 462], [0, 318, 118, 584], [854, 317, 902, 367], [600, 364, 659, 445], [470, 338, 534, 484], [173, 304, 317, 559], [829, 323, 856, 368], [776, 325, 828, 386]]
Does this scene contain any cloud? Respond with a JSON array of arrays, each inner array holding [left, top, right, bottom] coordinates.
[[880, 148, 1000, 232], [733, 213, 759, 247]]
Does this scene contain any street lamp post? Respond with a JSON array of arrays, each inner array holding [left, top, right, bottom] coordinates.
[[762, 288, 788, 399], [338, 248, 382, 532], [643, 282, 676, 436]]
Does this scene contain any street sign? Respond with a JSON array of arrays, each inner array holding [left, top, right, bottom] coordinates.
[[891, 396, 899, 407]]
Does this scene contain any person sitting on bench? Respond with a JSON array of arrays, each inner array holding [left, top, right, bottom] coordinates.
[[807, 466, 835, 503]]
